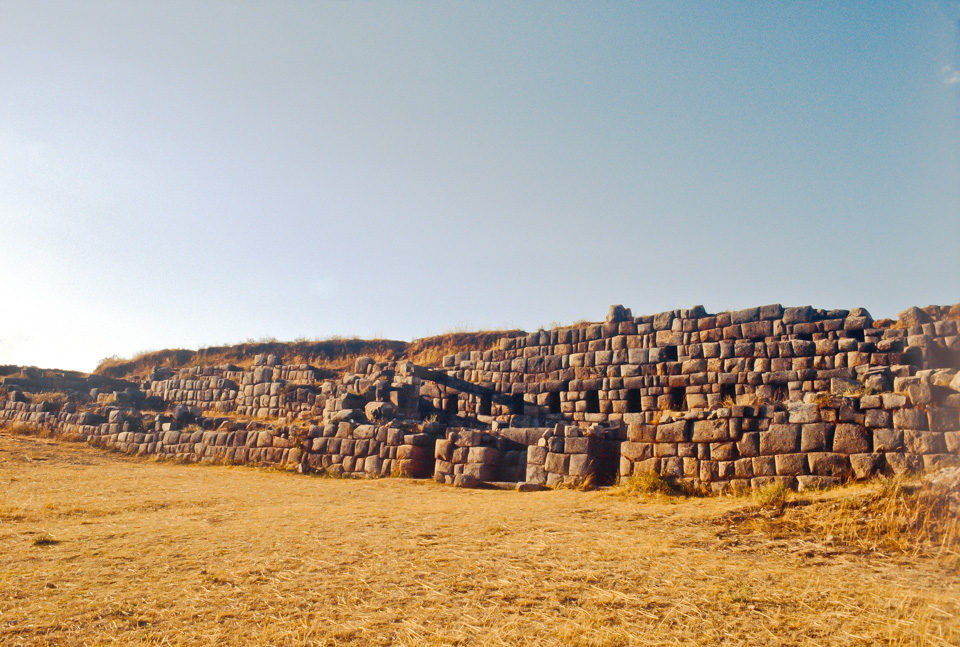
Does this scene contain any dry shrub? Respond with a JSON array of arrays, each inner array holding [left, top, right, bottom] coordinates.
[[608, 471, 680, 498], [737, 476, 960, 565], [5, 421, 49, 437], [753, 481, 788, 514]]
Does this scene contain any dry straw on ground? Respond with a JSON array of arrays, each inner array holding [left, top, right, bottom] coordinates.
[[1, 432, 958, 646]]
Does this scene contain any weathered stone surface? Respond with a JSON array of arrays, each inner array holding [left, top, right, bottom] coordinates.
[[797, 475, 841, 491], [544, 452, 569, 474], [775, 453, 807, 476], [893, 408, 928, 430], [568, 453, 592, 477], [885, 452, 923, 475], [904, 431, 944, 455], [898, 306, 933, 328], [808, 452, 850, 477], [564, 437, 590, 454], [872, 428, 903, 452], [621, 441, 652, 462], [788, 403, 819, 424], [832, 424, 870, 454], [927, 407, 960, 433], [656, 421, 688, 443], [759, 425, 800, 455], [691, 419, 728, 443], [801, 423, 833, 452], [850, 453, 883, 479], [453, 473, 480, 488]]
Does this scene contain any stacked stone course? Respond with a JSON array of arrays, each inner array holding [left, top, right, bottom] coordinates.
[[2, 302, 959, 490]]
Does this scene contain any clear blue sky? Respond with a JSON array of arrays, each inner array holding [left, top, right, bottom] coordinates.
[[1, 1, 958, 372]]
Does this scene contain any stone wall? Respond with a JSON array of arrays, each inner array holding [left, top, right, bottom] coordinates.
[[2, 302, 959, 491]]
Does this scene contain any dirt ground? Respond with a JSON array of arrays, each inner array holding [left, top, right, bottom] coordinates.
[[0, 432, 957, 646]]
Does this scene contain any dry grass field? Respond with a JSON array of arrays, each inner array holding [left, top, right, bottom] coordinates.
[[1, 432, 958, 646]]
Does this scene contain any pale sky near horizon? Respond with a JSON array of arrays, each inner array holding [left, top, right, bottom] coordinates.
[[1, 1, 958, 373]]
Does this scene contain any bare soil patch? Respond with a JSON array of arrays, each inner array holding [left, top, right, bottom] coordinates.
[[1, 433, 957, 646]]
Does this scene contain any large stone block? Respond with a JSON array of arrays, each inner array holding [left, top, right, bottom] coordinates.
[[661, 456, 684, 478], [903, 431, 944, 455], [435, 439, 453, 461], [527, 445, 547, 465], [544, 452, 570, 474], [564, 437, 590, 454], [775, 453, 807, 476], [621, 441, 652, 462], [927, 407, 960, 433], [734, 458, 754, 478], [568, 454, 593, 477], [737, 432, 759, 458], [759, 425, 800, 455], [467, 446, 499, 463], [709, 442, 737, 462], [884, 452, 923, 475], [832, 424, 870, 454], [526, 464, 547, 485], [807, 452, 850, 477], [872, 428, 903, 452], [893, 409, 928, 431], [752, 456, 777, 477], [691, 419, 728, 443], [656, 421, 688, 443], [801, 423, 833, 452], [850, 453, 883, 479]]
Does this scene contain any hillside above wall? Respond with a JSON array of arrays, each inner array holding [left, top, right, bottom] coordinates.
[[93, 330, 523, 382]]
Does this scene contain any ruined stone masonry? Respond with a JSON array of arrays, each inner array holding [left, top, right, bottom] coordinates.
[[2, 303, 959, 492]]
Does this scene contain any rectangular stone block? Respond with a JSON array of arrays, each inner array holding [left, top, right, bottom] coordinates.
[[464, 462, 498, 482], [621, 441, 652, 462], [709, 442, 737, 462], [893, 408, 928, 430], [872, 428, 903, 452], [788, 403, 820, 424], [568, 453, 592, 477], [733, 458, 754, 478], [945, 431, 960, 454], [564, 437, 590, 454], [807, 452, 850, 477], [801, 423, 833, 452], [691, 419, 728, 443], [700, 460, 719, 482], [752, 455, 776, 477], [527, 445, 547, 465], [656, 421, 688, 443], [435, 439, 453, 461], [904, 430, 944, 455], [468, 446, 499, 463], [544, 452, 570, 474], [775, 453, 807, 476], [832, 424, 870, 454], [628, 424, 656, 442], [634, 457, 660, 475], [654, 442, 678, 457], [927, 407, 960, 433], [526, 464, 547, 485], [759, 424, 799, 455], [864, 409, 892, 429], [850, 453, 883, 479], [661, 456, 683, 478]]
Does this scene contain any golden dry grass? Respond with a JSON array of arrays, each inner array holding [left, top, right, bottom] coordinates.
[[1, 433, 959, 646], [93, 330, 523, 381]]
